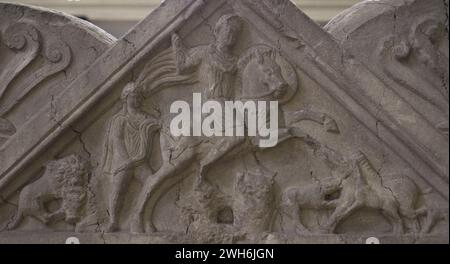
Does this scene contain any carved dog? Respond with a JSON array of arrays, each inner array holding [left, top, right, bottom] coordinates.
[[324, 152, 441, 234], [281, 176, 341, 233], [7, 155, 90, 230]]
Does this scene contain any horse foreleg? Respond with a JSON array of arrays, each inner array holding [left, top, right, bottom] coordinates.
[[130, 151, 196, 234], [130, 164, 176, 233], [381, 206, 405, 235], [324, 201, 360, 234], [421, 207, 443, 234], [285, 109, 339, 133]]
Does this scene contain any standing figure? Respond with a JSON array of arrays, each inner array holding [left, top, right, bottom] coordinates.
[[101, 82, 160, 232]]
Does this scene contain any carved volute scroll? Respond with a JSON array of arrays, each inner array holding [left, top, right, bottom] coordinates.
[[0, 22, 41, 100], [377, 18, 449, 135], [0, 0, 448, 244], [325, 0, 449, 200], [0, 3, 115, 147]]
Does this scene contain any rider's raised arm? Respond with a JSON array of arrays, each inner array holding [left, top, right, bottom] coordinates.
[[172, 34, 204, 74]]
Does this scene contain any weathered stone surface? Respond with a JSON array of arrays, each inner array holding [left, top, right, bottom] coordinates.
[[0, 0, 448, 244], [0, 3, 115, 146]]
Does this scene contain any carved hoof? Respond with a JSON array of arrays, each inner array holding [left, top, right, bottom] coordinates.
[[295, 226, 311, 235], [145, 221, 157, 233], [392, 228, 405, 235], [130, 219, 145, 234], [66, 216, 79, 225], [324, 116, 339, 133], [42, 214, 52, 225], [105, 222, 119, 233], [316, 227, 332, 234]]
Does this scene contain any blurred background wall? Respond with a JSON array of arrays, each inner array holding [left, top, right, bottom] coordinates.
[[5, 0, 362, 37]]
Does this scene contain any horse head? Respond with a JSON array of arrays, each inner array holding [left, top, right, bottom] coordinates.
[[238, 45, 294, 102]]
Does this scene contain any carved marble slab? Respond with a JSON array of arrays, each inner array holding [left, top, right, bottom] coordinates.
[[0, 0, 448, 244]]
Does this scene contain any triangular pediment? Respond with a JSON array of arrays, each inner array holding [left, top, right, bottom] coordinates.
[[0, 0, 448, 243]]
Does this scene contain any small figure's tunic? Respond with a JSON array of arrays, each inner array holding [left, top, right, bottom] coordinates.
[[102, 111, 159, 175]]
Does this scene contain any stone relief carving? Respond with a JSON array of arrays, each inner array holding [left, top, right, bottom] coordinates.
[[281, 174, 342, 234], [177, 165, 276, 244], [233, 169, 276, 241], [0, 0, 447, 244], [7, 10, 439, 240], [101, 82, 160, 232], [0, 22, 72, 144], [0, 23, 40, 100], [180, 178, 235, 243], [128, 14, 249, 234], [6, 154, 90, 231], [242, 0, 306, 50], [124, 13, 339, 235], [0, 117, 15, 144], [322, 152, 417, 234], [378, 18, 449, 135], [172, 14, 242, 100], [281, 147, 445, 235], [0, 3, 114, 152], [325, 0, 448, 204]]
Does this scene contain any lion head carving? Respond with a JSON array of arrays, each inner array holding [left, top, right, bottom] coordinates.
[[46, 154, 91, 223]]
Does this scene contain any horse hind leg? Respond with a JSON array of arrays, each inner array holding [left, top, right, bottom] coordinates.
[[382, 205, 405, 234], [420, 207, 444, 234], [402, 208, 421, 233], [410, 218, 421, 234], [323, 202, 360, 234]]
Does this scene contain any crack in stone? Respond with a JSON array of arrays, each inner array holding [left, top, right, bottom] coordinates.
[[122, 37, 137, 52], [49, 94, 62, 128], [70, 126, 93, 160], [99, 229, 107, 244]]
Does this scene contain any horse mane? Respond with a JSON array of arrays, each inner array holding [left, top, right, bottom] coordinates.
[[235, 45, 280, 100], [136, 48, 198, 98], [237, 45, 277, 71]]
